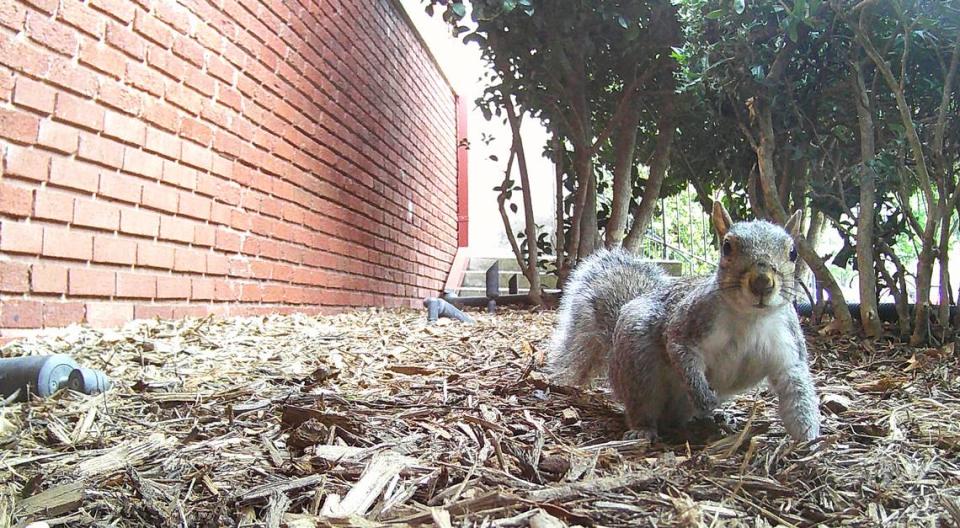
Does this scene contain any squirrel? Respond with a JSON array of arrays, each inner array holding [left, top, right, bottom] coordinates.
[[547, 201, 821, 442]]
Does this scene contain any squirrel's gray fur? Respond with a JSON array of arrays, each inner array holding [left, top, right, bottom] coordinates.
[[547, 202, 821, 441]]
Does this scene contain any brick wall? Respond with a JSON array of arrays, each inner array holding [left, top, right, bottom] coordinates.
[[0, 0, 460, 334]]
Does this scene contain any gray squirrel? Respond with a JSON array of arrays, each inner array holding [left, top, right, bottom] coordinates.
[[547, 202, 821, 441]]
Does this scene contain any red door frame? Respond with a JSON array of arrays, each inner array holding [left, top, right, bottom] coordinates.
[[455, 94, 469, 247]]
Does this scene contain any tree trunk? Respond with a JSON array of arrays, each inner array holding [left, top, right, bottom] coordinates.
[[748, 99, 854, 332], [937, 210, 951, 330], [578, 167, 599, 259], [553, 133, 568, 287], [503, 98, 543, 306], [851, 62, 883, 337], [623, 95, 677, 253], [604, 100, 643, 248], [877, 242, 912, 338]]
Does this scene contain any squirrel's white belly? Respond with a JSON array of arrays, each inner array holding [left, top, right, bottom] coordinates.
[[699, 307, 794, 397]]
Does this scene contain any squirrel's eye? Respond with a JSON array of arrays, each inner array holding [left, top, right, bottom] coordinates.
[[722, 240, 733, 256], [789, 247, 798, 262]]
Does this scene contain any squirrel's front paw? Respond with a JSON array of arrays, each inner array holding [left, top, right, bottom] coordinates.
[[693, 389, 719, 415]]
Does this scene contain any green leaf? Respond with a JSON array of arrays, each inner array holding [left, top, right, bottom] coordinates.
[[787, 19, 799, 42], [425, 4, 434, 16], [503, 0, 517, 13], [451, 2, 466, 17], [734, 0, 745, 14], [488, 154, 499, 162], [617, 15, 629, 29], [510, 203, 518, 213], [705, 9, 724, 19]]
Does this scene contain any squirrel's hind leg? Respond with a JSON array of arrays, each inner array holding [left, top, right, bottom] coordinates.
[[611, 299, 670, 439]]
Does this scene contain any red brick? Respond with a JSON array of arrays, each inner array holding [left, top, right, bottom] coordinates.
[[125, 62, 165, 97], [49, 158, 99, 192], [0, 35, 51, 78], [120, 208, 160, 237], [173, 248, 205, 273], [23, 0, 58, 15], [217, 85, 241, 112], [78, 134, 124, 168], [0, 181, 33, 216], [98, 172, 142, 203], [191, 277, 215, 300], [161, 160, 196, 189], [178, 192, 210, 220], [79, 41, 126, 78], [89, 0, 135, 24], [0, 1, 26, 31], [206, 54, 234, 84], [214, 229, 241, 252], [216, 280, 241, 301], [34, 190, 75, 222], [0, 107, 39, 144], [55, 93, 104, 131], [122, 147, 164, 179], [74, 200, 120, 231], [180, 117, 212, 146], [106, 22, 146, 60], [0, 300, 42, 328], [13, 77, 56, 113], [135, 12, 174, 48], [165, 84, 202, 114], [30, 263, 66, 293], [69, 267, 115, 296], [172, 36, 204, 67], [46, 56, 99, 97], [116, 272, 156, 298], [143, 99, 179, 132], [180, 141, 212, 170], [0, 221, 43, 254], [85, 302, 133, 327], [194, 224, 215, 246], [59, 0, 106, 39], [136, 243, 174, 268], [159, 216, 193, 242], [156, 276, 190, 298], [44, 302, 86, 326], [196, 24, 222, 52], [26, 11, 78, 56], [93, 236, 136, 264], [145, 128, 181, 159], [147, 46, 188, 80], [37, 121, 79, 154], [154, 2, 189, 33], [134, 304, 173, 320], [140, 183, 179, 213], [42, 228, 93, 260], [206, 253, 229, 275], [184, 67, 215, 97], [104, 111, 147, 145], [0, 261, 30, 292], [98, 81, 142, 114]]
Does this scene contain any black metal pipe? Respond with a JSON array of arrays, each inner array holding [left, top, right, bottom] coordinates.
[[794, 302, 957, 322]]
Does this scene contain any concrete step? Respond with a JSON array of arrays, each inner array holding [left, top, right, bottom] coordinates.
[[461, 270, 558, 289], [452, 286, 561, 297]]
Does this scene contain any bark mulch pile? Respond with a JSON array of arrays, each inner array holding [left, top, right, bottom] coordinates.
[[1, 308, 958, 527]]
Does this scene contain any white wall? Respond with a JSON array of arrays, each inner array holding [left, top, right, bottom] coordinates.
[[398, 1, 557, 258]]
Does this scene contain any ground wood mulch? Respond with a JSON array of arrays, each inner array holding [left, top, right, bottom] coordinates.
[[1, 308, 958, 527]]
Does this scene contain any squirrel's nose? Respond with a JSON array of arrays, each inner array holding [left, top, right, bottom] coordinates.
[[749, 273, 775, 297]]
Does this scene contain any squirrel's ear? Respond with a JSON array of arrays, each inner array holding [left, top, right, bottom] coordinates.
[[711, 201, 733, 238], [784, 210, 803, 237]]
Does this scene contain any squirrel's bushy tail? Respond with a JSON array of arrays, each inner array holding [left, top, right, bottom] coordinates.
[[546, 248, 666, 386]]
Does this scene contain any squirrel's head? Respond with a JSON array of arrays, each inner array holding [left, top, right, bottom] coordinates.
[[711, 201, 802, 310]]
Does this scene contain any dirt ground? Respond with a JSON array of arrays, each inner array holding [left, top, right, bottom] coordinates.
[[1, 308, 959, 527]]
